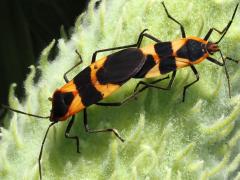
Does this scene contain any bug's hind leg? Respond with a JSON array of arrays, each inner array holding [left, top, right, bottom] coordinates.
[[83, 109, 125, 142]]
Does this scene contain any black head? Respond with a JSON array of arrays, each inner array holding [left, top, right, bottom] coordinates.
[[206, 42, 219, 55], [50, 91, 74, 122]]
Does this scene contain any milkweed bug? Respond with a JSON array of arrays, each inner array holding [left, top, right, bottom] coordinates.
[[1, 2, 239, 180], [90, 2, 239, 106], [132, 2, 239, 102], [1, 33, 170, 179]]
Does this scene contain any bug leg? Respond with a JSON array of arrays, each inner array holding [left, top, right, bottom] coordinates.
[[182, 65, 199, 102], [63, 50, 83, 83], [134, 71, 176, 92], [95, 85, 149, 107], [204, 3, 239, 42], [140, 33, 162, 44], [95, 77, 168, 107], [133, 77, 170, 92], [95, 71, 176, 107], [83, 109, 125, 142], [204, 27, 228, 42], [207, 50, 239, 98], [207, 55, 239, 66], [91, 29, 162, 63], [207, 56, 230, 97], [207, 56, 224, 66], [161, 2, 186, 38], [38, 122, 56, 180], [91, 29, 147, 63], [225, 57, 239, 64], [65, 115, 80, 153]]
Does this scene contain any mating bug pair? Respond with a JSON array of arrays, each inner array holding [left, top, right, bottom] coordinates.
[[1, 2, 239, 179]]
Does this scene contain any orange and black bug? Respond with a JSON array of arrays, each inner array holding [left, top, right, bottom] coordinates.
[[92, 2, 239, 106], [1, 29, 169, 179], [1, 2, 239, 180], [130, 2, 240, 102]]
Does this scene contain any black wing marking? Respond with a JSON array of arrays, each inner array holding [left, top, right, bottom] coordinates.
[[96, 48, 146, 85], [159, 56, 177, 74], [154, 41, 173, 57]]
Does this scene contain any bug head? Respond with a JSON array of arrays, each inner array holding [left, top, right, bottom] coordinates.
[[203, 3, 239, 55], [206, 42, 219, 55], [49, 90, 74, 122]]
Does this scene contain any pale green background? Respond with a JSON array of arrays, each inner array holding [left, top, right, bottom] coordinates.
[[1, 0, 240, 179]]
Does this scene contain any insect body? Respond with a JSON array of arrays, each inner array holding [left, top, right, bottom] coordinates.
[[1, 2, 239, 180], [129, 2, 239, 102], [51, 48, 146, 121], [139, 36, 210, 77]]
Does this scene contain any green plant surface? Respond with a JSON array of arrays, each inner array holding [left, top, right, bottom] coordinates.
[[1, 0, 240, 179]]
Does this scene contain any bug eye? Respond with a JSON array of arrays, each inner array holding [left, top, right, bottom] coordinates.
[[48, 97, 53, 101]]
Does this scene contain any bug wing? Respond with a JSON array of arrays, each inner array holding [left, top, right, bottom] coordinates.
[[96, 48, 146, 85]]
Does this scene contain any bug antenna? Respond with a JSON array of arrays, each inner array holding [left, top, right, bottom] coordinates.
[[38, 121, 56, 180], [1, 104, 50, 119], [216, 3, 239, 44]]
